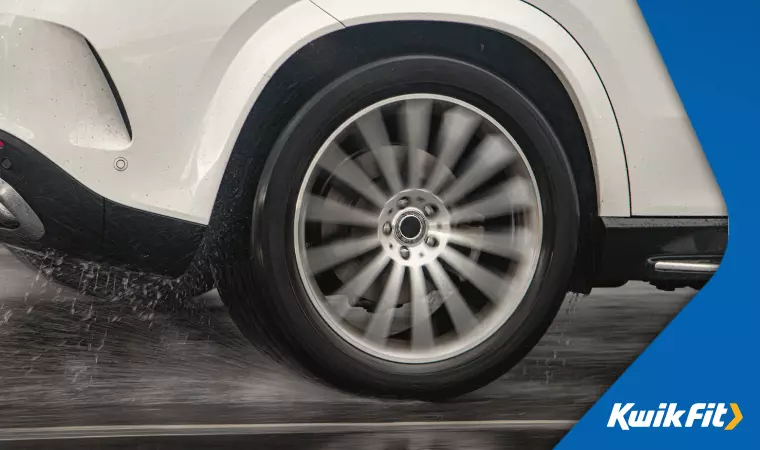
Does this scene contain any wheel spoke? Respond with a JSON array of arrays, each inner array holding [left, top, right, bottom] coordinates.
[[316, 144, 388, 207], [305, 195, 379, 228], [307, 235, 380, 274], [449, 177, 535, 224], [424, 107, 480, 193], [440, 134, 518, 205], [439, 247, 508, 303], [445, 228, 534, 261], [410, 265, 435, 350], [427, 260, 479, 337], [329, 252, 390, 318], [401, 99, 432, 188], [356, 110, 403, 193], [365, 262, 405, 344]]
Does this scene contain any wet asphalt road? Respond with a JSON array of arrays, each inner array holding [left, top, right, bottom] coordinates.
[[0, 246, 694, 448]]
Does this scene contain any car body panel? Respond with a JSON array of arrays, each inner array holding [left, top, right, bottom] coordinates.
[[0, 0, 724, 226], [526, 0, 726, 216], [0, 0, 332, 224], [0, 16, 131, 152]]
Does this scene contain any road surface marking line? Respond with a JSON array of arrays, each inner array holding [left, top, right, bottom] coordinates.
[[0, 420, 577, 440]]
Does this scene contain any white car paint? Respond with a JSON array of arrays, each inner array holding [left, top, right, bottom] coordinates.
[[526, 0, 726, 216], [0, 16, 130, 151], [0, 0, 725, 225]]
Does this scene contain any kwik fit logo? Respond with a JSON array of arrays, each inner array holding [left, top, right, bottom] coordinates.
[[608, 403, 743, 430]]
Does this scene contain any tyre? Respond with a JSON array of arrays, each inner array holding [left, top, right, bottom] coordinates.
[[8, 246, 213, 302], [219, 55, 580, 399]]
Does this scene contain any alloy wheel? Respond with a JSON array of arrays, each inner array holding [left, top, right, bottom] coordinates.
[[294, 94, 543, 363]]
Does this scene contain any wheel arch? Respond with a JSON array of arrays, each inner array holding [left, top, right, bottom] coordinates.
[[206, 6, 630, 292]]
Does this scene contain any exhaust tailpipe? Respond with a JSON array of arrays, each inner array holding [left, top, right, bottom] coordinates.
[[0, 178, 45, 241]]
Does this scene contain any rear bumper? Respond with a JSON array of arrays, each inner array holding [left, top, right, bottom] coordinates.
[[593, 217, 728, 287], [0, 131, 204, 278]]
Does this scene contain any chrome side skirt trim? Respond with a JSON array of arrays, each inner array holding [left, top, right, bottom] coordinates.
[[653, 260, 719, 274]]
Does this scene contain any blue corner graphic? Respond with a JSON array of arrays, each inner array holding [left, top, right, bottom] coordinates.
[[558, 0, 759, 448]]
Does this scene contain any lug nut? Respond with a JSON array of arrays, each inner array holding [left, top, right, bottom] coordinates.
[[400, 246, 410, 260], [424, 204, 437, 217], [382, 221, 392, 235], [397, 197, 410, 209], [425, 236, 438, 247]]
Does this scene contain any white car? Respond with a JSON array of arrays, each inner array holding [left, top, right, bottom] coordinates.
[[0, 1, 726, 398]]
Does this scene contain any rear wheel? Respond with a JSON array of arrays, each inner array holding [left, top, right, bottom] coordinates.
[[219, 56, 580, 399]]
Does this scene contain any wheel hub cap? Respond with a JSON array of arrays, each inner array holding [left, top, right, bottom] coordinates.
[[397, 212, 423, 243], [379, 190, 451, 266]]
